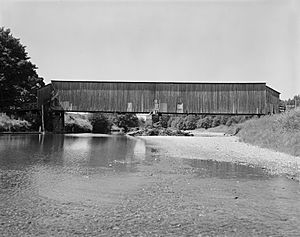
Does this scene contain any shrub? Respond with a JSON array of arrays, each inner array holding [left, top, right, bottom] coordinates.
[[23, 112, 41, 131], [225, 117, 233, 126], [160, 115, 170, 128], [138, 117, 146, 128], [90, 113, 112, 133], [220, 116, 229, 125], [183, 115, 198, 130], [167, 116, 176, 128], [114, 114, 139, 132], [65, 113, 92, 133], [197, 116, 213, 129], [170, 116, 185, 130], [0, 114, 31, 132], [212, 115, 221, 127]]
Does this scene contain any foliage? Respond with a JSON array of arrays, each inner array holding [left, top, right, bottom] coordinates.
[[159, 114, 170, 128], [65, 113, 92, 133], [114, 114, 139, 132], [238, 108, 300, 156], [169, 116, 185, 130], [0, 113, 31, 132], [0, 27, 44, 109], [212, 115, 221, 127], [197, 116, 213, 129], [167, 115, 197, 130], [219, 115, 229, 125], [183, 115, 198, 130], [138, 117, 146, 127], [90, 113, 112, 133], [21, 112, 41, 131]]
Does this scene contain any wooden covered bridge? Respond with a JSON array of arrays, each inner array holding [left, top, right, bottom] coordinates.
[[37, 80, 280, 132]]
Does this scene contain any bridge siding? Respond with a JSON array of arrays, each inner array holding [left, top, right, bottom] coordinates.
[[38, 81, 279, 115]]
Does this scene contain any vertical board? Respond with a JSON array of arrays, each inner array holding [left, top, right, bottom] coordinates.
[[45, 81, 279, 115]]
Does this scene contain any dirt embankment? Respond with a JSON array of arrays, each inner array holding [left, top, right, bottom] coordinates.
[[140, 132, 300, 181]]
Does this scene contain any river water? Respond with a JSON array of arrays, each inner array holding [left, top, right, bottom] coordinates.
[[0, 134, 299, 236]]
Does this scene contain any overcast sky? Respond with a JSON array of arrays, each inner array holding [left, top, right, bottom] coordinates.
[[1, 0, 299, 99]]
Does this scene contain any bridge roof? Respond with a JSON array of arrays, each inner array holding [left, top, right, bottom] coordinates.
[[51, 80, 267, 85]]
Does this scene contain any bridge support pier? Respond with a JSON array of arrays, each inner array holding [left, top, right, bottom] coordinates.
[[52, 111, 65, 133]]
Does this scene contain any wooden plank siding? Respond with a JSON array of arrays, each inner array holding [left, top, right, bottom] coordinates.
[[266, 86, 280, 114], [37, 81, 280, 115], [37, 84, 53, 107]]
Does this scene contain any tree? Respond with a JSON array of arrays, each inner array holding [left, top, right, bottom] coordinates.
[[90, 113, 112, 134], [114, 114, 139, 132], [0, 27, 44, 109]]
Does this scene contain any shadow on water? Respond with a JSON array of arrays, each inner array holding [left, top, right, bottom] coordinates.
[[183, 158, 271, 180]]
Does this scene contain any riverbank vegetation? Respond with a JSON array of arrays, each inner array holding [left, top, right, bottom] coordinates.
[[0, 114, 31, 132], [238, 108, 300, 157], [64, 113, 140, 134], [65, 113, 92, 133]]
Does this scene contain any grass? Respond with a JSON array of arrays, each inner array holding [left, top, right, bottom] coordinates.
[[0, 114, 31, 132], [238, 108, 300, 157]]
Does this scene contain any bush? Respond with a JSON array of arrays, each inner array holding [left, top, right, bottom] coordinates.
[[170, 116, 185, 130], [183, 115, 198, 130], [167, 116, 176, 128], [197, 116, 213, 129], [23, 112, 41, 131], [138, 117, 146, 128], [212, 115, 221, 127], [225, 117, 234, 126], [167, 115, 198, 130], [220, 116, 229, 125], [0, 114, 31, 132], [90, 113, 112, 133], [114, 114, 139, 132], [160, 115, 170, 128], [65, 113, 92, 133]]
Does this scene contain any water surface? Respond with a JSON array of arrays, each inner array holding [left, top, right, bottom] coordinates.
[[0, 134, 299, 236]]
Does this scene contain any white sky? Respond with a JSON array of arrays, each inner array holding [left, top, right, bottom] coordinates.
[[1, 0, 300, 99]]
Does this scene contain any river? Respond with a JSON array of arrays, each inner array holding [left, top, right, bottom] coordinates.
[[0, 134, 299, 236]]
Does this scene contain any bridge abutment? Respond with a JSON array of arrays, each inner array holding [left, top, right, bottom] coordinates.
[[52, 111, 65, 133]]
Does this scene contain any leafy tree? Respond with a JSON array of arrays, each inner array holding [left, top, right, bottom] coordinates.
[[90, 113, 111, 134], [0, 27, 44, 109], [114, 114, 139, 132]]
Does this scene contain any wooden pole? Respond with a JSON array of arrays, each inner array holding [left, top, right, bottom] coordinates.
[[41, 105, 45, 133]]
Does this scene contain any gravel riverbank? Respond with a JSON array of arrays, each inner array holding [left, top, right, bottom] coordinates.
[[140, 131, 300, 181]]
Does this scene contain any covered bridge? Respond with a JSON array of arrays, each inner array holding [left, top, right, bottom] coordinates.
[[37, 80, 280, 131]]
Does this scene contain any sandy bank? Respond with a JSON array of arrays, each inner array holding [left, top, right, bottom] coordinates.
[[139, 133, 300, 180]]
